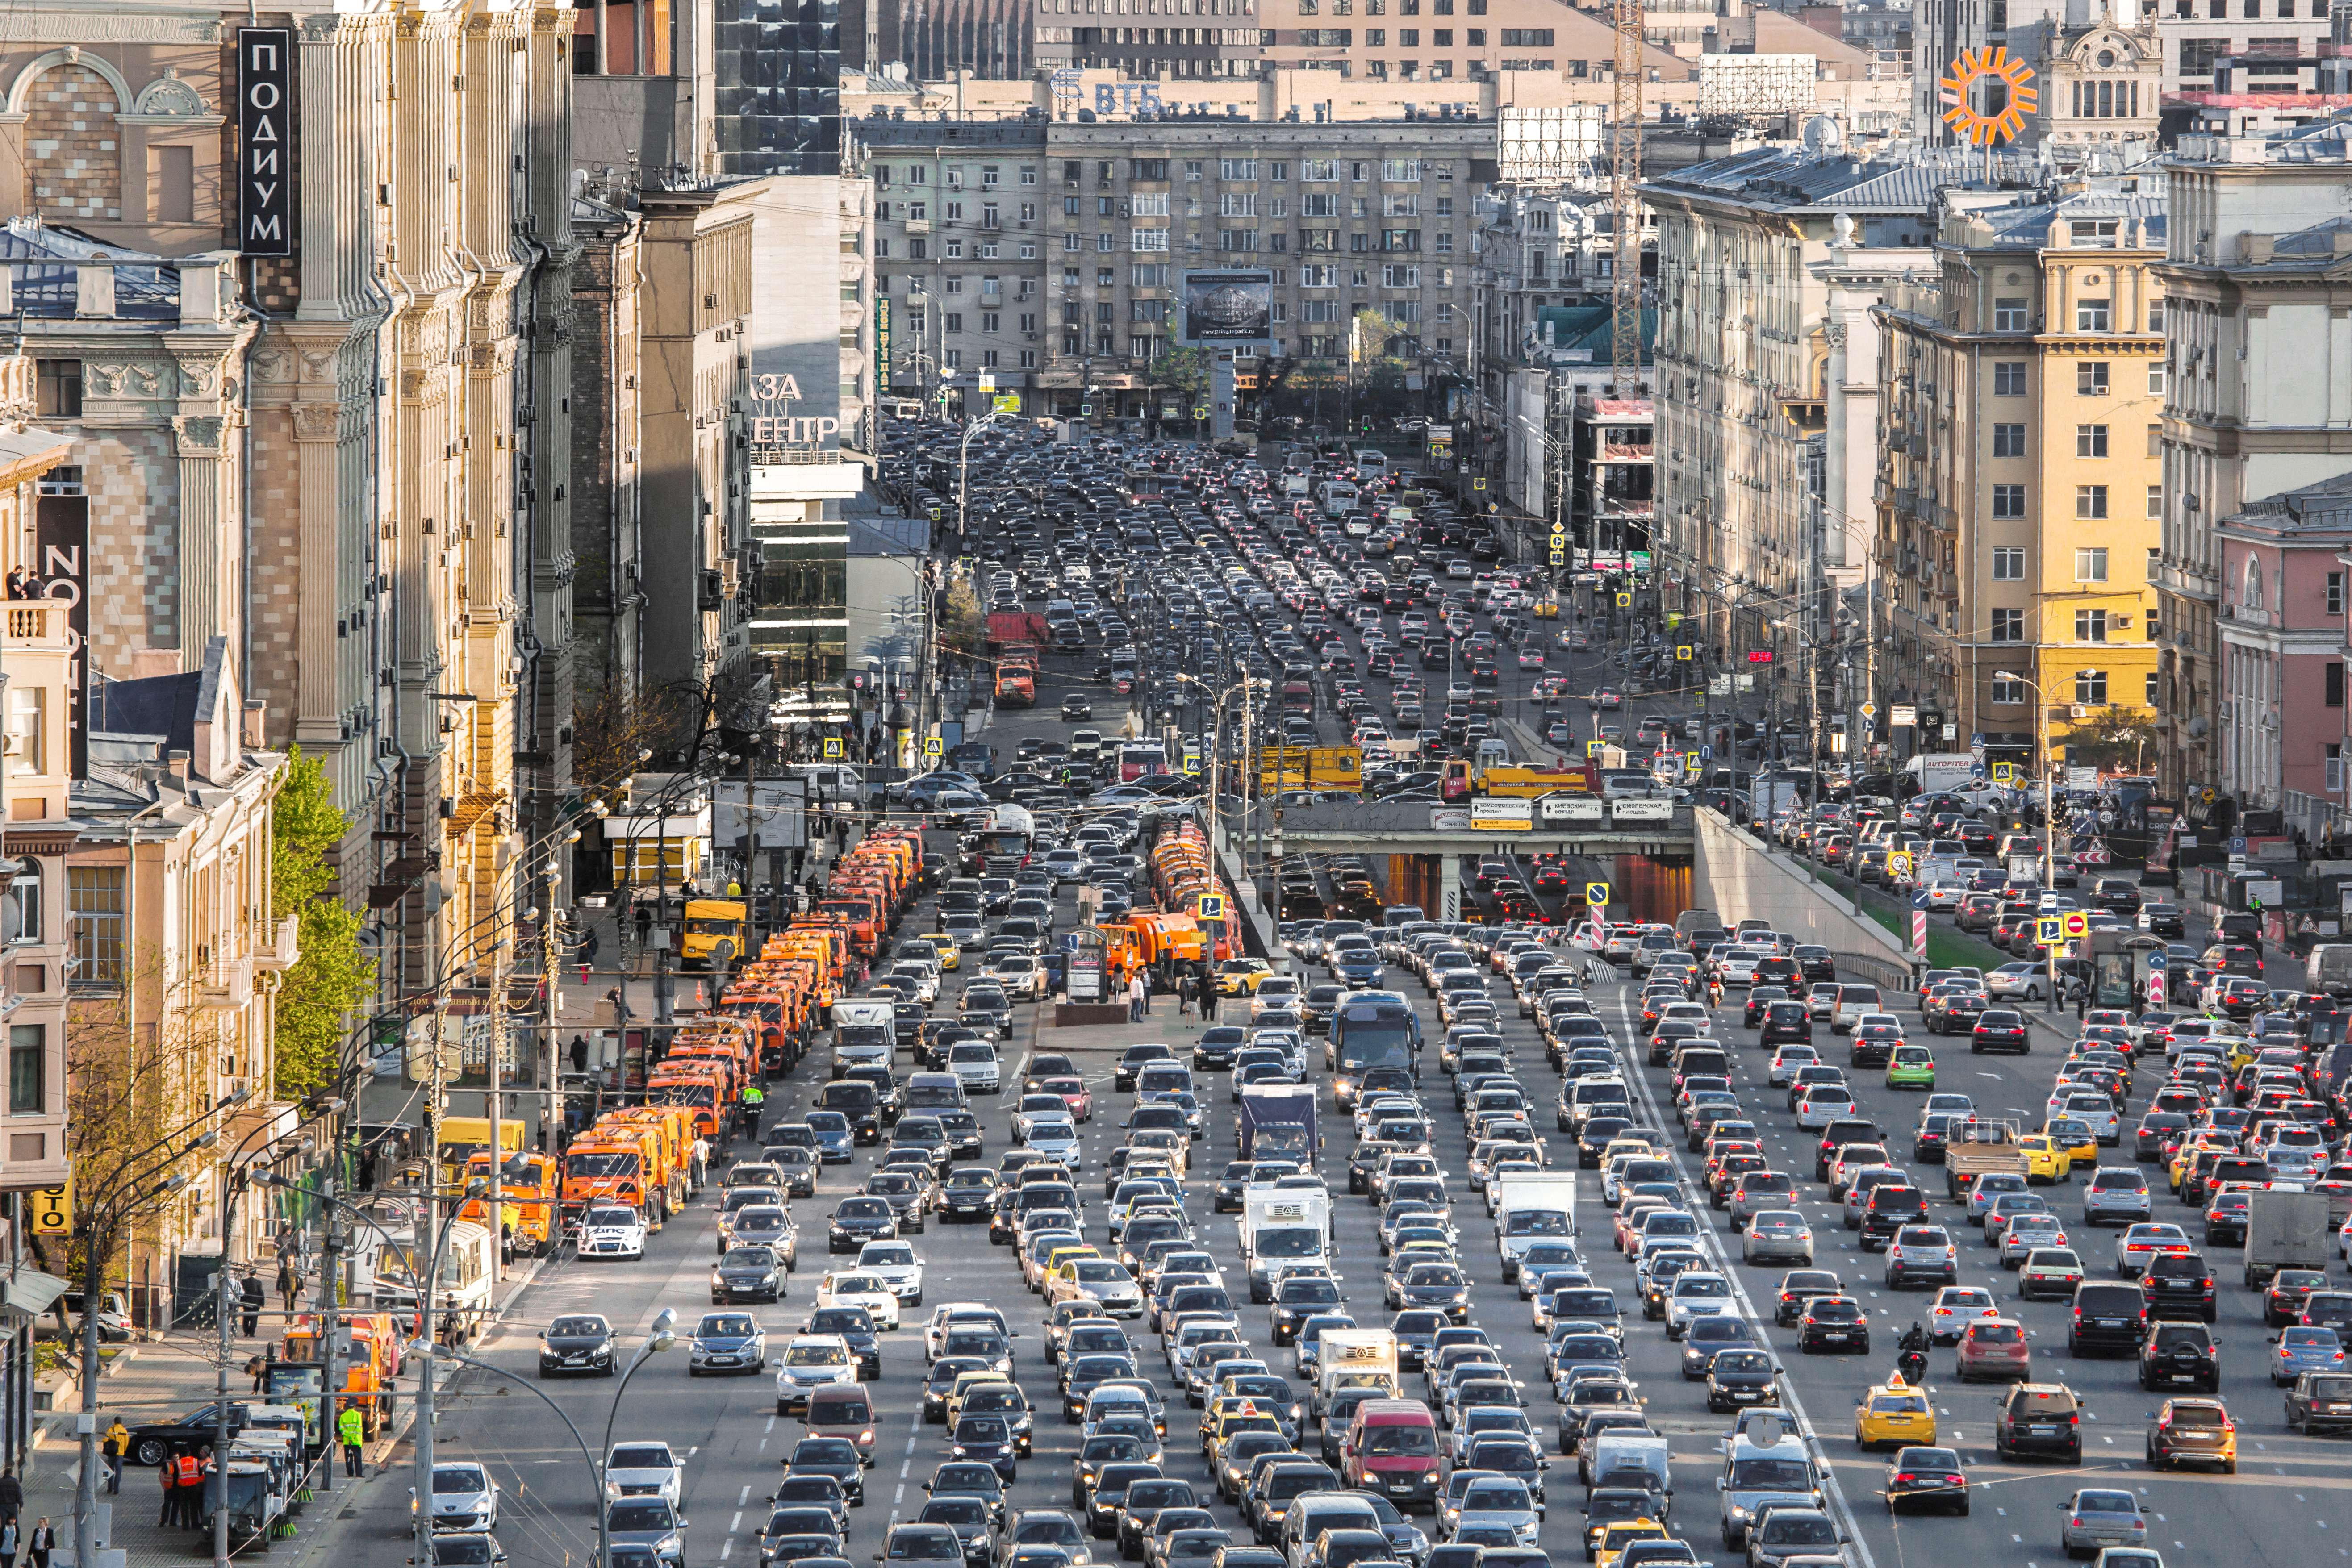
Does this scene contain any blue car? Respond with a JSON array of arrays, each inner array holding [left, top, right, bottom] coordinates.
[[806, 1113, 856, 1163], [2272, 1326, 2344, 1385], [688, 1311, 767, 1376]]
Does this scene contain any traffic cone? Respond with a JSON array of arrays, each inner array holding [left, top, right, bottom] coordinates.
[[695, 980, 706, 1009]]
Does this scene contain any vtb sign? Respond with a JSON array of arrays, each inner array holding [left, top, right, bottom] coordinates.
[[238, 29, 293, 256]]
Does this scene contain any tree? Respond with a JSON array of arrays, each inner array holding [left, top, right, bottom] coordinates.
[[2055, 706, 2154, 776], [272, 746, 377, 1099]]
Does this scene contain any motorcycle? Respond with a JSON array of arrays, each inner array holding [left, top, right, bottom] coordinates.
[[1897, 1347, 1928, 1385]]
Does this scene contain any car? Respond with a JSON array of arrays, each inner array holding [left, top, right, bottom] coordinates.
[[539, 1314, 618, 1376], [606, 1498, 688, 1568], [426, 1461, 501, 1532], [1882, 1445, 1968, 1515], [2059, 1489, 2147, 1559], [1855, 1376, 1937, 1449], [2080, 1168, 2152, 1226], [1970, 1010, 2031, 1054], [1954, 1317, 2031, 1382], [688, 1312, 768, 1376], [1883, 1045, 1935, 1090], [1742, 1212, 1814, 1266], [1796, 1295, 1870, 1353], [1994, 1383, 2083, 1462], [2269, 1325, 2344, 1385], [579, 1203, 650, 1259], [605, 1442, 685, 1506], [713, 1246, 788, 1304], [775, 1335, 859, 1414], [2285, 1368, 2352, 1432], [2144, 1397, 2235, 1472], [2017, 1249, 2085, 1302], [1884, 1226, 1958, 1289]]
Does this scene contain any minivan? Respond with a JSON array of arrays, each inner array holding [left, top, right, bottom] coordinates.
[[805, 1382, 877, 1466], [1338, 1398, 1441, 1510]]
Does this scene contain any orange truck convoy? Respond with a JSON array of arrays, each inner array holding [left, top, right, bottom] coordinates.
[[1086, 821, 1242, 987], [558, 826, 932, 1235]]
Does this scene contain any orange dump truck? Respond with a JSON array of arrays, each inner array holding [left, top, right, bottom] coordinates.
[[560, 1118, 673, 1230], [604, 1106, 693, 1212], [458, 1150, 558, 1255], [279, 1310, 401, 1435]]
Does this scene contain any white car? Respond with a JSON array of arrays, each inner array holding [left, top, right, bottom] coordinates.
[[1026, 1116, 1081, 1166], [1766, 1045, 1819, 1086], [986, 955, 1045, 999], [946, 1041, 1003, 1095], [1662, 1271, 1735, 1338], [424, 1461, 501, 1532], [856, 1240, 927, 1303], [1012, 1094, 1070, 1143], [819, 1270, 903, 1330], [578, 1204, 648, 1260], [603, 1442, 683, 1505]]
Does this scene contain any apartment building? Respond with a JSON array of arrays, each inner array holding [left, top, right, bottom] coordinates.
[[2156, 117, 2352, 817], [1872, 184, 2165, 765], [2213, 475, 2352, 821], [1912, 0, 2163, 147], [1646, 143, 1984, 674], [857, 112, 1491, 423]]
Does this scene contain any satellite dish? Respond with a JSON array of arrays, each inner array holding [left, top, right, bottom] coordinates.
[[1801, 113, 1842, 154]]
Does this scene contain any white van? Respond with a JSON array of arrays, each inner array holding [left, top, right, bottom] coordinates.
[[1353, 449, 1389, 478]]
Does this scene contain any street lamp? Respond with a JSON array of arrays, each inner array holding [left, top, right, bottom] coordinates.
[[1995, 670, 2063, 1012]]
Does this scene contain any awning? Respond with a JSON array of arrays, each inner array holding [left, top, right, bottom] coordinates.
[[0, 1269, 70, 1319]]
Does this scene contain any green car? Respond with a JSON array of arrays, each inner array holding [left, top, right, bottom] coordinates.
[[1884, 1044, 1937, 1090]]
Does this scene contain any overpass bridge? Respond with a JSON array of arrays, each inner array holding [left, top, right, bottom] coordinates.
[[1235, 797, 1696, 925]]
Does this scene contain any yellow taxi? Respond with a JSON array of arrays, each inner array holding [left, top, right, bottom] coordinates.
[[1592, 1519, 1671, 1568], [2170, 1132, 2232, 1192], [2047, 1116, 2098, 1168], [1216, 958, 1276, 996], [1855, 1373, 1938, 1450], [923, 931, 961, 970], [1042, 1241, 1101, 1279], [2017, 1134, 2072, 1184], [1532, 596, 1560, 620]]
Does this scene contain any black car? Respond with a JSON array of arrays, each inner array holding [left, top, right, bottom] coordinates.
[[939, 1170, 998, 1222], [2067, 1280, 2148, 1355], [807, 1306, 884, 1380], [1062, 696, 1093, 720], [712, 1246, 785, 1304], [127, 1402, 251, 1467], [1792, 946, 1836, 983], [951, 1415, 1021, 1482], [924, 1356, 993, 1424], [2285, 1370, 2352, 1433], [1993, 1384, 2082, 1463], [937, 1109, 986, 1160], [1758, 1002, 1812, 1047], [1884, 1446, 1968, 1515], [1194, 1027, 1245, 1071], [829, 1197, 900, 1252], [2134, 1112, 2189, 1163], [1114, 1045, 1174, 1092], [1969, 1009, 2030, 1054], [1704, 1347, 1779, 1412], [1796, 1295, 1870, 1354], [538, 1314, 617, 1378], [1215, 1161, 1256, 1213], [2143, 1250, 2218, 1323], [2137, 1322, 2219, 1392], [789, 1437, 868, 1504]]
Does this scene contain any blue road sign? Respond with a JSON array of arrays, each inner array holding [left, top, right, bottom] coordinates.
[[1971, 733, 1984, 747], [1700, 746, 1713, 761], [1911, 892, 1930, 910], [2229, 836, 2248, 854], [2146, 953, 2168, 970], [1970, 762, 1988, 780]]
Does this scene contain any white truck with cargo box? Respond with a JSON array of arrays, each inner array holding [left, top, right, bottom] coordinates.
[[1241, 1187, 1333, 1301], [1587, 1430, 1672, 1503], [1490, 1174, 1579, 1280], [2243, 1189, 2334, 1286], [1315, 1327, 1400, 1407]]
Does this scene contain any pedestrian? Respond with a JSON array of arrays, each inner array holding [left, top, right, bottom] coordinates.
[[102, 1418, 127, 1495], [25, 1519, 50, 1568], [569, 1034, 589, 1074], [1135, 972, 1152, 1018], [191, 1447, 213, 1529], [276, 1256, 299, 1317], [3, 1513, 20, 1568], [689, 1134, 710, 1189], [0, 1467, 21, 1529], [245, 1353, 264, 1393], [1176, 972, 1195, 1018], [337, 1403, 366, 1478], [1125, 972, 1144, 1022], [1200, 972, 1220, 1023], [239, 1271, 264, 1338], [634, 903, 654, 945], [3, 568, 30, 601], [157, 1449, 177, 1527]]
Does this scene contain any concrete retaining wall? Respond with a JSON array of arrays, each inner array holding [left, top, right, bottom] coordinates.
[[1692, 808, 1911, 969]]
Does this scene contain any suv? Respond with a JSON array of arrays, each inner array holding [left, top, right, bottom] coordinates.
[[1859, 1184, 1929, 1251], [2143, 1250, 2218, 1323], [2068, 1280, 2148, 1355], [1993, 1383, 2082, 1463], [2137, 1322, 2219, 1393]]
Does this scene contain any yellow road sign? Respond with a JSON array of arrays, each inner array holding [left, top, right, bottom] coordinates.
[[1888, 851, 1913, 877], [823, 737, 844, 760], [1991, 761, 2015, 784], [1198, 893, 1227, 921], [1684, 751, 1700, 771], [923, 737, 944, 757], [2062, 910, 2089, 938], [26, 1181, 69, 1236], [1675, 645, 1692, 661], [1615, 593, 1632, 609], [1585, 882, 1611, 907]]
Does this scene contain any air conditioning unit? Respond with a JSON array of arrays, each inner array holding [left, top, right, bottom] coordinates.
[[2069, 705, 2091, 719], [2114, 614, 2131, 628]]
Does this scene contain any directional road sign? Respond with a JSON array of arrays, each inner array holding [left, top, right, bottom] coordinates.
[[1585, 883, 1611, 907]]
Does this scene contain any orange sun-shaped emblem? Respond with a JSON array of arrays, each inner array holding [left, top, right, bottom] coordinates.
[[1939, 46, 2038, 146]]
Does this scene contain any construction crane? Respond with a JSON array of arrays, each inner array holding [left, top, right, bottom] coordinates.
[[1608, 0, 1644, 399]]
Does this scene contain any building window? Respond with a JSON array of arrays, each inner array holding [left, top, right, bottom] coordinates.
[[2331, 663, 2347, 707], [1993, 361, 2027, 396], [2076, 299, 2113, 332], [1991, 677, 2026, 705], [0, 859, 34, 949], [2076, 484, 2109, 519], [2075, 668, 2108, 705], [2078, 362, 2110, 395], [2332, 743, 2347, 793], [2076, 609, 2108, 642], [7, 1025, 40, 1116], [5, 688, 41, 777], [1993, 423, 2027, 457], [2149, 362, 2166, 395], [34, 361, 80, 419], [68, 866, 123, 986], [1992, 547, 2026, 580], [2076, 423, 2108, 458], [943, 349, 961, 368], [2148, 299, 2166, 332], [1992, 484, 2027, 519], [2075, 546, 2109, 582], [2331, 571, 2346, 615], [1991, 608, 2026, 642], [1993, 298, 2028, 331], [2147, 671, 2163, 706], [2148, 484, 2163, 518]]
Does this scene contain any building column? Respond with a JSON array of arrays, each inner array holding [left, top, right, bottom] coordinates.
[[169, 415, 228, 666], [292, 397, 346, 742], [1437, 852, 1462, 922]]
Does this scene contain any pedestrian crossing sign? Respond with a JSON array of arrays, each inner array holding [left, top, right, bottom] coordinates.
[[924, 737, 944, 757], [1991, 761, 2016, 784], [2036, 917, 2063, 945], [1198, 893, 1227, 921], [1587, 741, 1605, 756], [1585, 883, 1611, 907], [823, 737, 844, 760]]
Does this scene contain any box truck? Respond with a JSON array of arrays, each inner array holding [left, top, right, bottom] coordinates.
[[1491, 1173, 1579, 1280]]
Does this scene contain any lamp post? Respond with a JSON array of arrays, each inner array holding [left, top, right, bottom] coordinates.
[[1996, 669, 2062, 1012]]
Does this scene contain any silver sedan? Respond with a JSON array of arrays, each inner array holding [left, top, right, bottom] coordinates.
[[1743, 1211, 1816, 1266]]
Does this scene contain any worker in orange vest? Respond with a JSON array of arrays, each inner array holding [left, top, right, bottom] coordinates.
[[171, 1451, 200, 1528]]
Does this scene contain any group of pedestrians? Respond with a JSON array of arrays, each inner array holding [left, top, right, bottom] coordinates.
[[0, 1469, 49, 1568], [154, 1445, 214, 1532], [1126, 964, 1221, 1021]]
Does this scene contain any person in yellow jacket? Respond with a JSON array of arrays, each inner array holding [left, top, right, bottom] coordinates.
[[336, 1404, 366, 1479], [100, 1419, 128, 1495]]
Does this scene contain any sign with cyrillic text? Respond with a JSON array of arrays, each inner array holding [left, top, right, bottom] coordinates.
[[238, 29, 294, 256]]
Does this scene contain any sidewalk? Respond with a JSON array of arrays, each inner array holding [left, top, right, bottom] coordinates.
[[35, 1247, 555, 1568]]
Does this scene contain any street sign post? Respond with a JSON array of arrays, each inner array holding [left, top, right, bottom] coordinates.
[[1585, 882, 1611, 909]]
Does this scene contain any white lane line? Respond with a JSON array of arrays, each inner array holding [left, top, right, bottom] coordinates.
[[1611, 990, 1884, 1568], [739, 1486, 751, 1506], [720, 1544, 733, 1561], [731, 1511, 744, 1532]]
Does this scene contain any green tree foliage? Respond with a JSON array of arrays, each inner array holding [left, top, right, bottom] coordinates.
[[271, 748, 376, 1098], [2056, 706, 2154, 776]]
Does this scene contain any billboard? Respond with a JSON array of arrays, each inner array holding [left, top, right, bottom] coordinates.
[[1180, 270, 1274, 346]]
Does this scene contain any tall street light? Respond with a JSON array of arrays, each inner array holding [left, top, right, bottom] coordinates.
[[1995, 668, 2062, 1013]]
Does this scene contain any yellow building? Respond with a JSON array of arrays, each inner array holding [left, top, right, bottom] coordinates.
[[1873, 183, 2166, 764]]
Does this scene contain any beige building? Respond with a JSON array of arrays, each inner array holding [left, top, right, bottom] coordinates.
[[0, 2, 580, 997], [1873, 184, 2166, 763]]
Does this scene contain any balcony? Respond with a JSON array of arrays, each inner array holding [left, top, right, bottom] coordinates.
[[198, 954, 254, 1012], [1, 604, 69, 651], [252, 914, 301, 973], [903, 217, 932, 235]]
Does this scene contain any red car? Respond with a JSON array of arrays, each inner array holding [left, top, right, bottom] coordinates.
[[1040, 1074, 1094, 1122]]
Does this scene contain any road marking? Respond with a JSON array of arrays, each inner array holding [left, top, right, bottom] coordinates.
[[739, 1486, 751, 1506], [731, 1511, 744, 1532], [720, 1544, 732, 1560]]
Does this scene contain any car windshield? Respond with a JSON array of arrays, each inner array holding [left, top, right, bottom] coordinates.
[[434, 1467, 488, 1493], [608, 1502, 675, 1530], [788, 1343, 848, 1367], [610, 1447, 673, 1470]]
